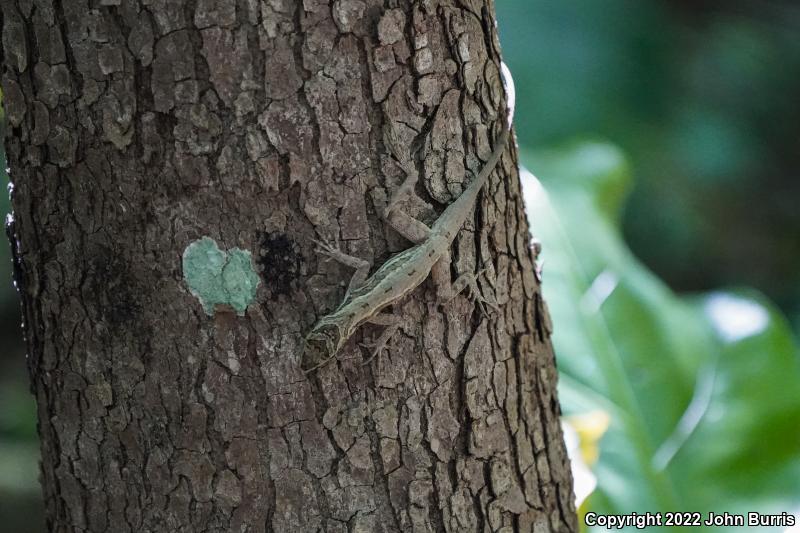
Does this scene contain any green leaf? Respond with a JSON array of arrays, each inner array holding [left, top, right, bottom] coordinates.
[[522, 142, 800, 531]]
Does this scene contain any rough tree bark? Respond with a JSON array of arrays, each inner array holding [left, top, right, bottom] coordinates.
[[1, 0, 577, 531]]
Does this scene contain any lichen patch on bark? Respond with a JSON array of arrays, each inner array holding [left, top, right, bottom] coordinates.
[[182, 237, 260, 316]]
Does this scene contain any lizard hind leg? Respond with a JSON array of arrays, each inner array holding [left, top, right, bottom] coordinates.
[[383, 123, 432, 220], [385, 209, 431, 245], [384, 159, 418, 217]]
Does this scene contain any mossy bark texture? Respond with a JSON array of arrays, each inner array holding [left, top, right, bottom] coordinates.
[[1, 0, 577, 531]]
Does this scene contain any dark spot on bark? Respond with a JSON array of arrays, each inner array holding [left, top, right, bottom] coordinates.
[[84, 244, 142, 330], [257, 232, 301, 296]]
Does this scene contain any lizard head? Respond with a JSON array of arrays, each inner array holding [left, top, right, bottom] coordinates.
[[302, 322, 344, 372]]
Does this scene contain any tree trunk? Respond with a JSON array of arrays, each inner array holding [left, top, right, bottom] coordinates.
[[1, 1, 576, 531]]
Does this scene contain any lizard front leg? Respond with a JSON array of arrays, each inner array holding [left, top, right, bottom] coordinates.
[[313, 238, 371, 294], [360, 312, 403, 365]]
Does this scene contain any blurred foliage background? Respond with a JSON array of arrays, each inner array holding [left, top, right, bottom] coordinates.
[[497, 0, 800, 530], [1, 0, 799, 531]]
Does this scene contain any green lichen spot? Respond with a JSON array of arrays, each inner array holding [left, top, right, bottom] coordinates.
[[182, 237, 260, 316]]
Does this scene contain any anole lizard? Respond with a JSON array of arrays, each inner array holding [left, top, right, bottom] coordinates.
[[303, 63, 516, 372]]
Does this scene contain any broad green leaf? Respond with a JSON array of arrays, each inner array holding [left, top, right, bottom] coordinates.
[[521, 142, 800, 531]]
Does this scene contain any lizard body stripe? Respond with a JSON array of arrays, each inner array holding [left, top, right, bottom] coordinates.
[[303, 64, 516, 370]]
